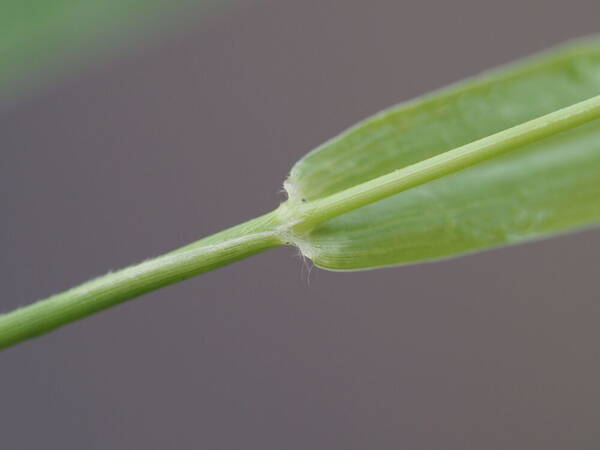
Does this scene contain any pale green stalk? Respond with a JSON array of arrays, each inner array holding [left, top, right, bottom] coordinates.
[[0, 212, 281, 349], [2, 94, 600, 349]]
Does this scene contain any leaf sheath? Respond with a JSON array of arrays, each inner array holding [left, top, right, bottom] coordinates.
[[0, 212, 281, 349]]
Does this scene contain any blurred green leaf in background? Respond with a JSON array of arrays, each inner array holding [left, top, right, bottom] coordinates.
[[0, 0, 232, 105]]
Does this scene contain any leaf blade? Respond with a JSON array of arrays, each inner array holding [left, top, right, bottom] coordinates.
[[287, 37, 600, 270]]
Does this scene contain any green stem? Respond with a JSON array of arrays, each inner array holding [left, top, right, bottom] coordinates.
[[3, 94, 600, 349], [0, 211, 282, 349]]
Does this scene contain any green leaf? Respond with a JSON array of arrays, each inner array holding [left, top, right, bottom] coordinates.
[[285, 37, 600, 270], [0, 0, 228, 103], [4, 37, 600, 348]]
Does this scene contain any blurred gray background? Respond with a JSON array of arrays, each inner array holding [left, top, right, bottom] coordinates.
[[2, 1, 600, 448]]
